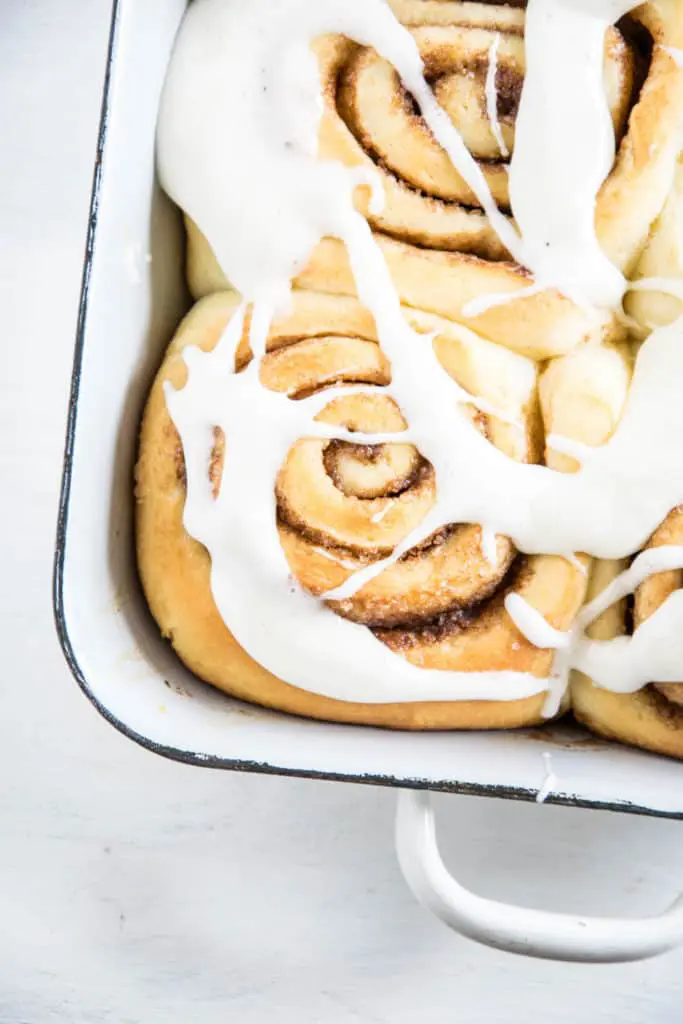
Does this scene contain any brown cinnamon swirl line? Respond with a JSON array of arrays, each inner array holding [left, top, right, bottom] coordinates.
[[137, 290, 616, 728], [572, 508, 683, 760]]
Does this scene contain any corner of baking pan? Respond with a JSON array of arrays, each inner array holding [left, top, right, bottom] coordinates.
[[50, 0, 683, 820]]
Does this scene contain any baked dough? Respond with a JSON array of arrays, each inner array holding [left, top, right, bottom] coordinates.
[[135, 290, 626, 727]]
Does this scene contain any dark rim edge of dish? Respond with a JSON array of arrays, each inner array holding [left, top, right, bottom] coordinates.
[[50, 0, 683, 821]]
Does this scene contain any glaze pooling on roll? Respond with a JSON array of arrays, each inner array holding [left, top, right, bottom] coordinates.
[[157, 0, 683, 712]]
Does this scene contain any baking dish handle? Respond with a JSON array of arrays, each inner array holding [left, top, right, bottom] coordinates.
[[395, 789, 683, 963]]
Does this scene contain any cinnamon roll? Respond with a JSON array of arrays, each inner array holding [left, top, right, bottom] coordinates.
[[135, 289, 614, 727], [572, 507, 683, 761], [184, 0, 682, 359]]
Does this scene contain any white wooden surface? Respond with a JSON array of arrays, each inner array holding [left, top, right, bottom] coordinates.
[[2, 1, 683, 1019]]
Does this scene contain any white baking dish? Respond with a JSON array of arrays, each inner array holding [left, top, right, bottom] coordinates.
[[54, 0, 683, 962]]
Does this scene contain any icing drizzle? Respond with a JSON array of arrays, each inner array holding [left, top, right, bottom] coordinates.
[[158, 0, 683, 712], [485, 34, 510, 160]]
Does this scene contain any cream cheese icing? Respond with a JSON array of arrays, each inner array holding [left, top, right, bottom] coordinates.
[[158, 0, 683, 712], [485, 34, 510, 160]]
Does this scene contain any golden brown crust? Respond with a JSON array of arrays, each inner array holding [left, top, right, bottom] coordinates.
[[572, 680, 683, 760]]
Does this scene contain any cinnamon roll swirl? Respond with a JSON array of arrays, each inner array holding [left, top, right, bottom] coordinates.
[[184, 0, 682, 359], [135, 290, 626, 727]]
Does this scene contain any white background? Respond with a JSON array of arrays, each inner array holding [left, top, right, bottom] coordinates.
[[2, 1, 683, 1020]]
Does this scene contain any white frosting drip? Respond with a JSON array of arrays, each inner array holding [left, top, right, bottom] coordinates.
[[481, 528, 500, 567], [370, 502, 395, 524], [462, 282, 548, 319], [311, 546, 359, 570], [509, 548, 683, 709], [508, 0, 635, 309], [664, 45, 683, 67], [461, 393, 525, 431], [536, 752, 558, 804], [564, 554, 588, 577], [157, 0, 683, 713], [485, 35, 509, 160]]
